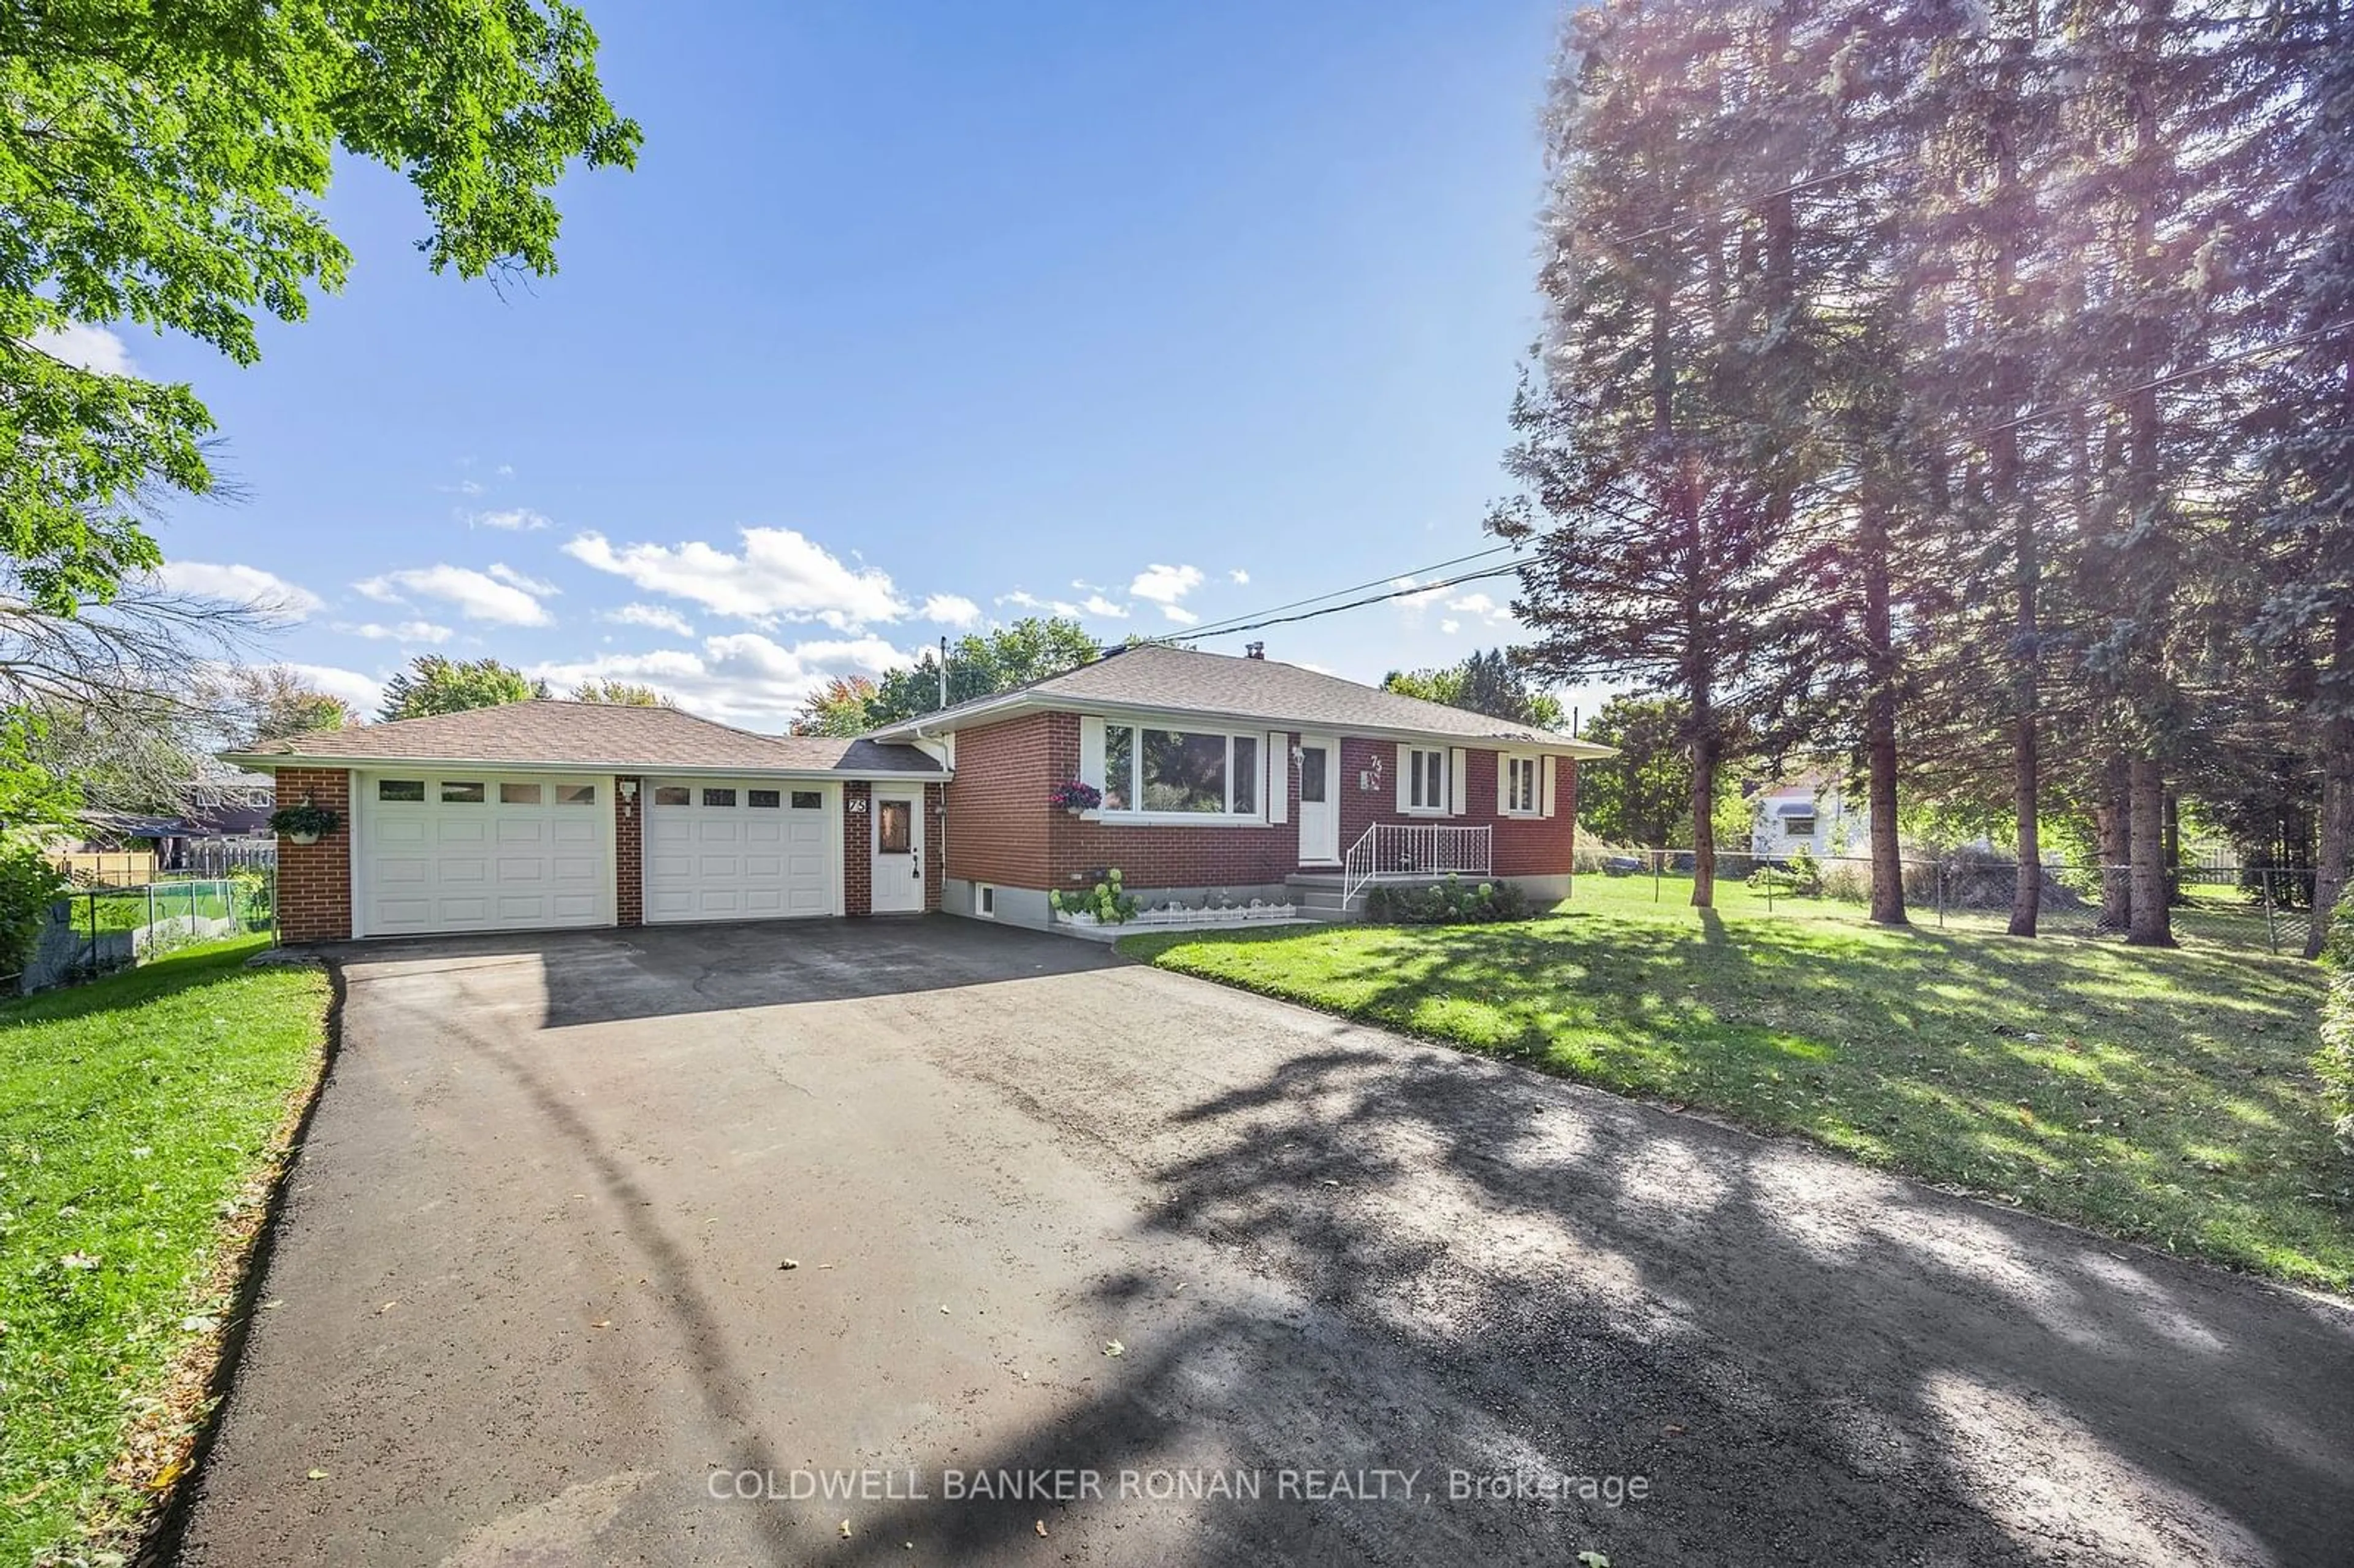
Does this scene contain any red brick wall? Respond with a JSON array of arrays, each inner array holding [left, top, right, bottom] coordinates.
[[843, 782, 872, 916], [924, 782, 945, 912], [615, 775, 644, 926], [274, 766, 352, 943], [942, 713, 1056, 887], [1047, 718, 1301, 891], [1333, 738, 1577, 877], [940, 715, 1582, 894]]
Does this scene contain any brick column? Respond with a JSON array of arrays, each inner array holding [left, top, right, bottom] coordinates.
[[275, 766, 352, 943], [924, 782, 945, 913], [844, 782, 872, 917], [615, 775, 643, 927]]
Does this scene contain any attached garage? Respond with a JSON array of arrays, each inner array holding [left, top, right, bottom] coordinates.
[[356, 772, 611, 938], [232, 701, 944, 943], [644, 778, 839, 922]]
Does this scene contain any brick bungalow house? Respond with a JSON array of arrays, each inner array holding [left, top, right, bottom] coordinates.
[[226, 643, 1609, 942]]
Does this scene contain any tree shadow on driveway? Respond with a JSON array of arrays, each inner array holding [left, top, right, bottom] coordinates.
[[836, 1009, 2353, 1565]]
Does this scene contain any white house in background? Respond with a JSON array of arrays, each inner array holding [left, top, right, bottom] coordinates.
[[1750, 774, 1870, 861]]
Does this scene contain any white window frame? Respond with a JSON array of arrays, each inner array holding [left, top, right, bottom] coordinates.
[[1402, 745, 1450, 816], [1501, 754, 1542, 816], [1086, 718, 1270, 826]]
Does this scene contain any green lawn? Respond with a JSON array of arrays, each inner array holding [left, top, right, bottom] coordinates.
[[0, 938, 330, 1562], [1123, 875, 2350, 1293]]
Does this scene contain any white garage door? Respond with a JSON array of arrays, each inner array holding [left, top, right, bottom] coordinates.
[[358, 773, 610, 937], [645, 780, 836, 923]]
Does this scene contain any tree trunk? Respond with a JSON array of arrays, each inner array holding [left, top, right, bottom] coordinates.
[[2310, 717, 2354, 959], [2010, 710, 2041, 936], [2309, 609, 2354, 957], [1690, 724, 1718, 910], [2098, 758, 2132, 934], [1860, 500, 1906, 925], [2127, 756, 2173, 946]]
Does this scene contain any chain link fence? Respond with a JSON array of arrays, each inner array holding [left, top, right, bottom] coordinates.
[[1579, 848, 2312, 957], [14, 870, 278, 993]]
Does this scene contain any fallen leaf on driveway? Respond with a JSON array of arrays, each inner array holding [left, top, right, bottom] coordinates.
[[839, 1519, 853, 1538], [590, 1319, 612, 1330], [1577, 1553, 1610, 1568], [307, 1469, 328, 1481], [376, 1301, 397, 1314], [1103, 1340, 1124, 1358], [779, 1258, 799, 1271], [1035, 1519, 1048, 1537], [1664, 1423, 1686, 1436]]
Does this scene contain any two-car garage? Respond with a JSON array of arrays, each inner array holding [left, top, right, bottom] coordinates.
[[352, 771, 846, 938], [240, 701, 941, 943]]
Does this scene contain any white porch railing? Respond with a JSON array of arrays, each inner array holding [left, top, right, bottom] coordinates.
[[1342, 823, 1493, 903]]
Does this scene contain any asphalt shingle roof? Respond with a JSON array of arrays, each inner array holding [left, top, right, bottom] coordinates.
[[872, 643, 1609, 750], [227, 700, 942, 775]]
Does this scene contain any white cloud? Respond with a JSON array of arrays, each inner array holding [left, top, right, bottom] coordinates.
[[563, 527, 907, 629], [528, 633, 915, 726], [29, 323, 135, 376], [1130, 563, 1205, 607], [920, 593, 981, 628], [487, 561, 560, 596], [470, 508, 550, 531], [283, 663, 386, 717], [495, 463, 516, 478], [1159, 604, 1200, 626], [336, 620, 454, 645], [1440, 618, 1462, 635], [356, 563, 554, 626], [1228, 568, 1250, 585], [606, 603, 696, 637], [156, 561, 323, 618], [1002, 589, 1129, 620], [1444, 592, 1515, 628]]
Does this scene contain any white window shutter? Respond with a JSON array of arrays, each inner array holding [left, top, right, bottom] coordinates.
[[1541, 755, 1558, 818], [1395, 743, 1412, 813], [1450, 748, 1468, 815], [1080, 717, 1105, 791], [1496, 753, 1511, 816], [1268, 732, 1288, 823]]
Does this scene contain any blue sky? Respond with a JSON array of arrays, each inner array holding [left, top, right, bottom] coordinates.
[[88, 0, 1605, 728]]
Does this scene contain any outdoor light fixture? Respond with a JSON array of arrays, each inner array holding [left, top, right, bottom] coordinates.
[[618, 778, 638, 802]]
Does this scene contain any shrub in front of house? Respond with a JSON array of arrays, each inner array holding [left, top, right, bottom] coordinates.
[[1363, 874, 1531, 926]]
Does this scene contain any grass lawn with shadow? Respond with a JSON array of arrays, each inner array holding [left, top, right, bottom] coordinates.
[[1122, 877, 2349, 1293], [0, 937, 330, 1562]]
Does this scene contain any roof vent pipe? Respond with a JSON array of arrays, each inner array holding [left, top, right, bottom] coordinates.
[[1244, 641, 1265, 660]]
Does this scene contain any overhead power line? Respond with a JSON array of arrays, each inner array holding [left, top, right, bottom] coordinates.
[[1170, 542, 1522, 644]]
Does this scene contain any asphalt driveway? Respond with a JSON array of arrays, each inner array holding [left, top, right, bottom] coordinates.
[[178, 918, 2353, 1566]]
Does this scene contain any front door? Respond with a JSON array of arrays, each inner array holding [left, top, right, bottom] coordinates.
[[1297, 736, 1339, 865], [870, 790, 923, 913]]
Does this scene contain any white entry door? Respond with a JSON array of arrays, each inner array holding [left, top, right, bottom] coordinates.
[[870, 790, 923, 913], [646, 780, 836, 923], [1297, 736, 1340, 865], [357, 773, 609, 937]]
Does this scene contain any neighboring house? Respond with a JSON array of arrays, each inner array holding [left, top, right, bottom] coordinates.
[[224, 644, 1610, 943], [1748, 774, 1868, 861]]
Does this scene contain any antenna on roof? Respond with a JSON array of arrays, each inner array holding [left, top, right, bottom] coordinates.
[[938, 635, 948, 710]]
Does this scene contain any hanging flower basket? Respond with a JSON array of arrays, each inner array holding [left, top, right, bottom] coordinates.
[[1049, 780, 1103, 816], [269, 799, 341, 845]]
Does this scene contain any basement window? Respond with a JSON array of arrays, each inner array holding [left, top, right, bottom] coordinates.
[[977, 884, 997, 919]]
